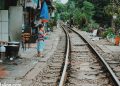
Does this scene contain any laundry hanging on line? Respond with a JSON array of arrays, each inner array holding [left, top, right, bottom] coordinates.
[[25, 0, 41, 9]]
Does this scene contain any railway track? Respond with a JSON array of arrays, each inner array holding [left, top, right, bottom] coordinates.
[[59, 25, 120, 86], [72, 28, 120, 85], [32, 27, 67, 86], [95, 46, 120, 82], [33, 24, 120, 86]]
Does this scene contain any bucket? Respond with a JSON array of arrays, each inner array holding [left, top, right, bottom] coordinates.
[[5, 43, 20, 58]]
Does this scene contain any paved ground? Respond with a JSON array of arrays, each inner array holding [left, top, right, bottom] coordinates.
[[0, 26, 62, 86], [76, 28, 120, 79], [0, 26, 120, 85], [73, 27, 120, 53]]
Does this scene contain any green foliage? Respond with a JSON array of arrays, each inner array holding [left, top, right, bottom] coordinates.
[[82, 27, 89, 32], [82, 1, 95, 19], [67, 1, 75, 12], [73, 9, 82, 25], [72, 1, 95, 29], [48, 19, 56, 31], [54, 2, 69, 21], [102, 27, 115, 38], [55, 0, 100, 32], [104, 3, 118, 16], [104, 3, 120, 33], [80, 1, 95, 29], [82, 1, 95, 13], [82, 20, 99, 32], [61, 12, 70, 21], [90, 20, 99, 29], [55, 3, 66, 13], [115, 16, 120, 25], [87, 0, 111, 25]]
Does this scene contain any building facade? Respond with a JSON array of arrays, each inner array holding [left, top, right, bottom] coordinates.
[[0, 0, 54, 42]]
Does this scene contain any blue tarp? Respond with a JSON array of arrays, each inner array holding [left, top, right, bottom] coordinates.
[[40, 1, 49, 20]]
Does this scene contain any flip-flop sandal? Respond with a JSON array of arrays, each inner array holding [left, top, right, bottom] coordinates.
[[37, 55, 43, 58], [34, 54, 40, 57], [41, 56, 44, 58], [34, 54, 44, 58]]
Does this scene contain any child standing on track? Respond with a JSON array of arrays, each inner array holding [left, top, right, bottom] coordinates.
[[36, 24, 47, 57]]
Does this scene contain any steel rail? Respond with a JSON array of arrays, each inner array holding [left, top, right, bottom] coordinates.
[[71, 28, 120, 86], [58, 25, 70, 86]]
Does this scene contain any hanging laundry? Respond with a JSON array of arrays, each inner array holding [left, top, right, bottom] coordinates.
[[32, 0, 38, 9], [25, 0, 34, 8], [32, 0, 38, 4], [38, 0, 42, 9], [25, 0, 39, 9], [40, 1, 49, 22]]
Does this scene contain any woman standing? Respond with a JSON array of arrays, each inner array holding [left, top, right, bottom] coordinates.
[[36, 24, 47, 57]]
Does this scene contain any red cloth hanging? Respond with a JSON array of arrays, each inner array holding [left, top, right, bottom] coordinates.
[[42, 19, 48, 23]]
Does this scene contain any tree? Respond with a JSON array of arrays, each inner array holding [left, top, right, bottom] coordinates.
[[55, 3, 66, 13], [104, 2, 120, 33], [81, 1, 95, 22], [88, 0, 111, 26], [55, 0, 97, 30], [60, 12, 70, 21]]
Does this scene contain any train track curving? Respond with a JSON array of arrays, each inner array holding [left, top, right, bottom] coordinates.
[[33, 24, 120, 86], [59, 24, 120, 86]]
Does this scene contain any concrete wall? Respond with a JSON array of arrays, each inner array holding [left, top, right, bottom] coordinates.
[[0, 10, 8, 41], [9, 6, 23, 41]]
